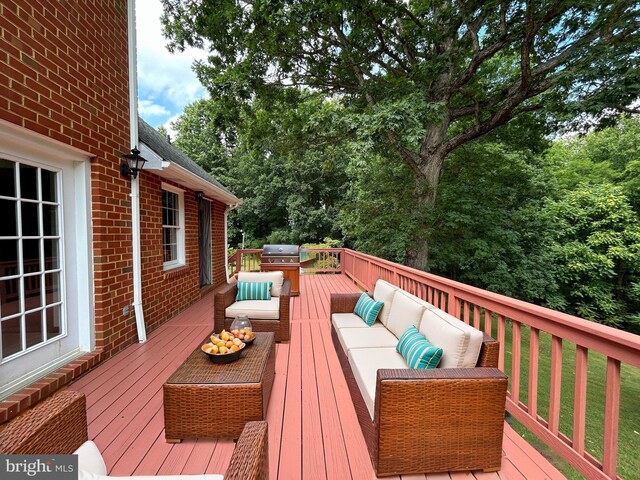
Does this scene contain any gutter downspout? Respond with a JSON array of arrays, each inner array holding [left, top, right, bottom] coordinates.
[[224, 203, 240, 282], [128, 0, 146, 342]]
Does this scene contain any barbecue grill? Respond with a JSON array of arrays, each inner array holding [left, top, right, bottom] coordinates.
[[261, 245, 300, 296]]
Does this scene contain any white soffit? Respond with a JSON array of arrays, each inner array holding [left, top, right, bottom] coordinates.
[[140, 141, 240, 206]]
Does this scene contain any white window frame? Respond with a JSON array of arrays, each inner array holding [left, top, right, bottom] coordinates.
[[161, 183, 185, 271], [0, 120, 93, 399]]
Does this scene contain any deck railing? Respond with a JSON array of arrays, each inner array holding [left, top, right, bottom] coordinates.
[[229, 247, 640, 480]]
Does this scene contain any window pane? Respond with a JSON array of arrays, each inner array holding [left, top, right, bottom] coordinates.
[[0, 159, 15, 197], [23, 239, 41, 273], [45, 272, 61, 305], [19, 164, 38, 200], [25, 310, 43, 348], [43, 204, 58, 236], [24, 274, 41, 310], [1, 317, 21, 357], [0, 240, 18, 278], [46, 305, 62, 339], [41, 169, 57, 202], [0, 199, 16, 236], [44, 239, 59, 270], [1, 279, 21, 317], [21, 202, 40, 236]]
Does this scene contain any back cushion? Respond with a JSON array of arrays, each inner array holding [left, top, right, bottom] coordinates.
[[373, 279, 398, 327], [386, 291, 426, 339], [419, 308, 483, 368], [238, 271, 284, 297]]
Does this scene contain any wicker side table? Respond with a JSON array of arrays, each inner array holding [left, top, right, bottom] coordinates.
[[163, 332, 276, 442]]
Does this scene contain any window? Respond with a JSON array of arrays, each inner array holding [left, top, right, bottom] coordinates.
[[162, 185, 185, 269], [0, 159, 64, 360]]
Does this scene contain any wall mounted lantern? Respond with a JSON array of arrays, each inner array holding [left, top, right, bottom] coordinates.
[[120, 147, 147, 179], [195, 191, 205, 201]]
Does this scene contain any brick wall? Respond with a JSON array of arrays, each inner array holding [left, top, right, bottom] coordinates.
[[139, 175, 228, 334], [0, 0, 232, 420]]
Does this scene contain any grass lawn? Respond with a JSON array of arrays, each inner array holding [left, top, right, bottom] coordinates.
[[491, 317, 640, 480]]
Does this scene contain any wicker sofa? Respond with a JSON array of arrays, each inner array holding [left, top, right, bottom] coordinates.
[[214, 271, 291, 342], [0, 390, 268, 480], [330, 279, 508, 477]]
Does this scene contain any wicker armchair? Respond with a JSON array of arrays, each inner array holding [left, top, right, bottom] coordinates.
[[0, 390, 268, 480], [214, 279, 291, 342], [330, 292, 508, 477]]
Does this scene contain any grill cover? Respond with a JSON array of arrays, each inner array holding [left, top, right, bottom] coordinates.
[[261, 245, 300, 257]]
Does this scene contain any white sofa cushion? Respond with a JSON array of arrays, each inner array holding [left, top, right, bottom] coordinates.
[[348, 347, 408, 419], [238, 271, 284, 297], [75, 441, 107, 476], [332, 313, 384, 329], [385, 291, 426, 339], [74, 441, 223, 480], [372, 280, 398, 327], [336, 326, 398, 353], [419, 308, 483, 368], [226, 297, 280, 319]]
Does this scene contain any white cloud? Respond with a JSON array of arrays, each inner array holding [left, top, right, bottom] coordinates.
[[135, 0, 208, 123], [138, 99, 170, 117]]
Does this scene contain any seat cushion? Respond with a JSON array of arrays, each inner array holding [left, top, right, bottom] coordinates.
[[336, 326, 398, 353], [372, 280, 398, 327], [353, 293, 384, 326], [238, 271, 284, 297], [75, 441, 107, 476], [226, 297, 280, 320], [348, 347, 408, 419], [332, 313, 384, 329], [385, 291, 426, 339], [419, 308, 483, 368]]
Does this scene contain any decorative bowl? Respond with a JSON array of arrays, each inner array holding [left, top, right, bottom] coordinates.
[[201, 342, 246, 364]]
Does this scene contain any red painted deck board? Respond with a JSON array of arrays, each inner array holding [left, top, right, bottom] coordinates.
[[68, 274, 566, 480]]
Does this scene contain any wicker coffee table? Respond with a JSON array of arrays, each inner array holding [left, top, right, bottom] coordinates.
[[163, 331, 275, 442]]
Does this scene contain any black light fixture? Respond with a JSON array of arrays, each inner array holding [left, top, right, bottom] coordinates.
[[120, 147, 147, 179], [195, 191, 205, 201]]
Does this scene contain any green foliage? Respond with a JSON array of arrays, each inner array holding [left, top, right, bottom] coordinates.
[[548, 185, 640, 331], [428, 141, 562, 305]]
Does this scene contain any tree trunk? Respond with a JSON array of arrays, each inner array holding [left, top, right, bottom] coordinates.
[[405, 153, 444, 271]]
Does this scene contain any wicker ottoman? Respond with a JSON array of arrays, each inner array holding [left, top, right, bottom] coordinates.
[[163, 332, 275, 442]]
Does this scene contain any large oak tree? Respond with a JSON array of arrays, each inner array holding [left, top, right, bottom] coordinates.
[[161, 0, 640, 269]]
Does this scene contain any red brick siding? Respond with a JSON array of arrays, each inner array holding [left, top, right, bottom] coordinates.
[[0, 0, 231, 420], [139, 174, 228, 334]]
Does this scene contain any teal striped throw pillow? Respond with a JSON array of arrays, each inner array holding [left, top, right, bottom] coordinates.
[[353, 293, 384, 326], [236, 281, 273, 301], [396, 326, 443, 369]]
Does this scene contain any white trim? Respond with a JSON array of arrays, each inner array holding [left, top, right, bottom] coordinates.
[[128, 0, 139, 151], [0, 120, 93, 164], [224, 203, 239, 281], [0, 349, 85, 399], [161, 184, 186, 270], [154, 160, 241, 206], [0, 134, 93, 397]]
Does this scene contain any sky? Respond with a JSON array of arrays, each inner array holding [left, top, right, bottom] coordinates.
[[135, 0, 208, 136]]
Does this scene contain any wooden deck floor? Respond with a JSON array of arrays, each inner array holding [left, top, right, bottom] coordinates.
[[69, 274, 566, 480]]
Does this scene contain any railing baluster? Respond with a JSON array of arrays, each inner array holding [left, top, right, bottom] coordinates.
[[484, 309, 493, 336], [549, 335, 563, 435], [463, 301, 470, 324], [573, 345, 588, 455], [497, 315, 506, 372], [603, 357, 621, 478], [512, 321, 521, 404], [473, 305, 481, 330], [528, 327, 540, 418]]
